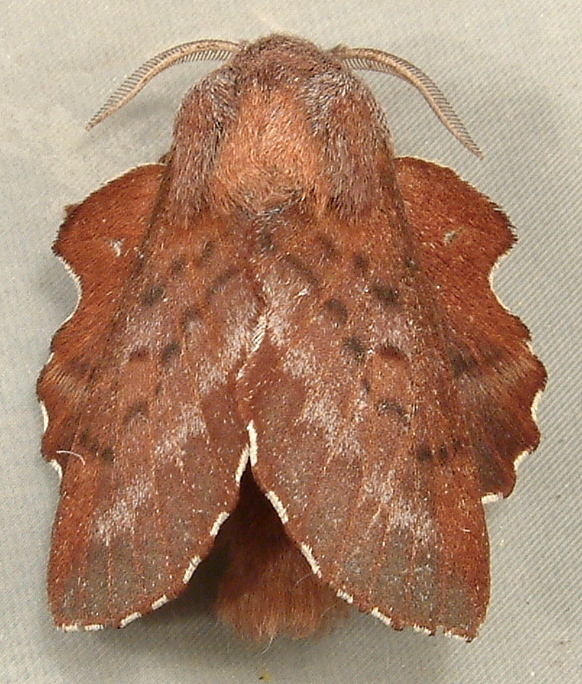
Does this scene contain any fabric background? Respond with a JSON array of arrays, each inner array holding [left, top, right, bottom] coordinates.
[[1, 1, 579, 682]]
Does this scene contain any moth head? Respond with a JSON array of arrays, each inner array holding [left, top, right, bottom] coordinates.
[[86, 34, 481, 158], [86, 35, 481, 220]]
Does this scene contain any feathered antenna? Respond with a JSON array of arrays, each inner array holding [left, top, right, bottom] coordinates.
[[334, 46, 482, 157], [86, 40, 241, 130]]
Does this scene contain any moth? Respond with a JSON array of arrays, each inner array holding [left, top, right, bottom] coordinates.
[[39, 34, 546, 641]]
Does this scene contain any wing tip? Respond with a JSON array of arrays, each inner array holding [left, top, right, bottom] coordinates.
[[55, 590, 173, 632]]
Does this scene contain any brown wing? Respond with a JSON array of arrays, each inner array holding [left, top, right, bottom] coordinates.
[[240, 162, 544, 639], [395, 158, 545, 497], [38, 165, 260, 629]]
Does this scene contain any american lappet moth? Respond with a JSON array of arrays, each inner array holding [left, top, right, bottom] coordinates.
[[38, 34, 546, 641]]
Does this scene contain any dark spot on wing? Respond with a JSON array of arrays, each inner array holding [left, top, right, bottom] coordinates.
[[315, 234, 340, 260], [378, 343, 407, 363], [141, 283, 165, 307], [101, 446, 115, 462], [253, 206, 287, 253], [448, 347, 479, 377], [283, 254, 319, 286], [77, 429, 101, 457], [206, 268, 239, 299], [377, 399, 409, 424], [85, 367, 98, 385], [343, 336, 366, 364], [69, 356, 90, 376], [170, 256, 187, 275], [161, 341, 181, 365], [416, 443, 450, 464], [195, 241, 215, 267], [352, 253, 369, 275], [124, 400, 149, 426], [108, 316, 124, 337], [372, 281, 399, 306], [76, 428, 105, 457], [128, 347, 150, 363], [323, 298, 348, 327], [416, 444, 432, 462]]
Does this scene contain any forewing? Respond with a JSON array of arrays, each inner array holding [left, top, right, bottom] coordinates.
[[39, 166, 259, 629], [241, 164, 543, 639]]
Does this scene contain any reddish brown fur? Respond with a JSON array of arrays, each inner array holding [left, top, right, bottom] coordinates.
[[215, 468, 345, 641], [161, 36, 390, 224], [39, 35, 545, 641]]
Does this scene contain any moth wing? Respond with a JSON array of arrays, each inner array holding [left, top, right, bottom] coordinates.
[[39, 166, 259, 629], [242, 164, 544, 639], [395, 158, 545, 497]]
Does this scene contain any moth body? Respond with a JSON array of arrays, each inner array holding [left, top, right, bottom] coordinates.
[[39, 35, 545, 642]]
